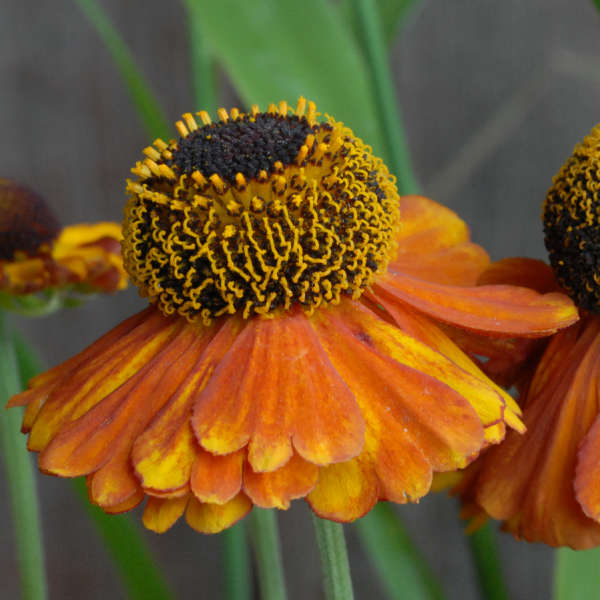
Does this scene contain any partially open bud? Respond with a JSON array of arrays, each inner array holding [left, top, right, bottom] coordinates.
[[0, 179, 61, 260]]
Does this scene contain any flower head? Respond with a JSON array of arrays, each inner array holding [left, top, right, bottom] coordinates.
[[453, 124, 600, 549], [9, 99, 577, 534], [0, 179, 127, 313]]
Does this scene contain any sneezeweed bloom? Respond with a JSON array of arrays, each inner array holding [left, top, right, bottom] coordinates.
[[9, 99, 577, 534], [0, 179, 127, 314], [453, 124, 600, 549]]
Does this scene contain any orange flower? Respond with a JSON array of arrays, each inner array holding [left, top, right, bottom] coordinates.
[[8, 99, 577, 534], [0, 179, 126, 311], [452, 125, 600, 549]]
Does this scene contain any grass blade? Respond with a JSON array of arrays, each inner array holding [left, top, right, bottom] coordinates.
[[72, 0, 170, 139], [355, 504, 444, 600]]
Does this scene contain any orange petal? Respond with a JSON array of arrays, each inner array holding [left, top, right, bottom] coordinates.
[[131, 321, 226, 494], [186, 493, 252, 534], [190, 450, 244, 504], [389, 196, 490, 286], [38, 320, 205, 477], [193, 310, 364, 472], [477, 258, 562, 294], [375, 271, 578, 337], [28, 309, 183, 452], [364, 292, 524, 436], [143, 495, 189, 533], [476, 318, 600, 548], [8, 308, 153, 424], [311, 301, 485, 508], [576, 415, 600, 522], [102, 489, 145, 514], [314, 299, 486, 466], [243, 453, 318, 509], [395, 196, 471, 251], [307, 458, 378, 522], [87, 446, 140, 508]]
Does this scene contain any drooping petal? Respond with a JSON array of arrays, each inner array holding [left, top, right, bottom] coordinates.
[[375, 271, 578, 337], [9, 308, 153, 419], [143, 495, 189, 533], [390, 195, 490, 286], [191, 450, 244, 504], [243, 453, 318, 509], [308, 300, 485, 517], [87, 445, 140, 509], [307, 457, 379, 522], [323, 299, 502, 438], [477, 257, 563, 294], [193, 309, 364, 472], [28, 309, 183, 452], [365, 292, 524, 436], [186, 493, 252, 534], [576, 415, 600, 522], [476, 317, 600, 548], [131, 320, 233, 495], [38, 316, 209, 477]]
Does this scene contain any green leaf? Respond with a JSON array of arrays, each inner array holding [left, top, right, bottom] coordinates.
[[183, 0, 385, 156], [554, 547, 600, 600], [593, 0, 600, 12], [354, 504, 444, 600], [341, 0, 419, 47], [374, 0, 420, 46], [0, 312, 47, 600], [72, 0, 170, 140]]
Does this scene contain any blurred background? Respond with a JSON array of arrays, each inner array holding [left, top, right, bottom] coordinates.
[[2, 0, 600, 598]]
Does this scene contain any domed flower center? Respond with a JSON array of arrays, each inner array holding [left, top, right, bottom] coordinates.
[[0, 179, 61, 260], [544, 125, 600, 312], [123, 99, 400, 324]]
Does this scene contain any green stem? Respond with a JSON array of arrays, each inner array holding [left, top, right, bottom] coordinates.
[[0, 311, 47, 600], [248, 508, 288, 600], [311, 514, 354, 600], [222, 522, 251, 600], [349, 0, 419, 194], [72, 0, 170, 139], [183, 0, 218, 112], [467, 522, 509, 600]]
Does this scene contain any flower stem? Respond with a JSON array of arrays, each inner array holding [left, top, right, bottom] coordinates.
[[467, 522, 509, 600], [311, 514, 354, 600], [248, 509, 288, 600], [348, 0, 419, 194], [0, 311, 47, 600], [222, 522, 251, 600]]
